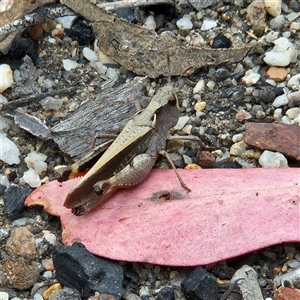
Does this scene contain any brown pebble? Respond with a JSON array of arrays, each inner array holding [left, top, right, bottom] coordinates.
[[197, 151, 216, 167], [246, 0, 266, 36], [184, 163, 201, 169], [244, 123, 300, 160], [6, 226, 36, 259], [42, 258, 55, 271], [3, 257, 40, 289], [266, 67, 288, 82], [274, 287, 300, 300]]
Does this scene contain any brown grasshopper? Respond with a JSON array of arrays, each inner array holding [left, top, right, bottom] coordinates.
[[55, 82, 209, 215]]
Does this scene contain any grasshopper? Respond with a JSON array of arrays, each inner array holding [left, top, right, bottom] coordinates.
[[55, 82, 208, 215]]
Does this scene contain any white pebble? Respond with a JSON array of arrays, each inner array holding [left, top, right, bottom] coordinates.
[[264, 0, 281, 17], [40, 96, 63, 110], [82, 47, 98, 62], [23, 168, 41, 187], [287, 73, 300, 88], [48, 37, 56, 44], [258, 150, 288, 167], [0, 133, 20, 164], [0, 64, 14, 93], [272, 94, 288, 107], [106, 68, 118, 81], [263, 37, 297, 67], [12, 217, 34, 227], [241, 72, 261, 86], [33, 160, 47, 175], [0, 115, 11, 131], [62, 59, 78, 71], [206, 80, 216, 89], [0, 175, 10, 186], [193, 79, 205, 94], [273, 108, 282, 120], [176, 18, 193, 30], [0, 292, 9, 300], [281, 268, 300, 287], [201, 19, 217, 31], [0, 94, 8, 103], [43, 231, 57, 245], [56, 15, 76, 29], [282, 115, 293, 124], [286, 107, 300, 119], [286, 12, 299, 22], [25, 151, 47, 169], [174, 116, 190, 130], [42, 270, 53, 279], [182, 124, 192, 134], [144, 15, 156, 30], [232, 133, 244, 143]]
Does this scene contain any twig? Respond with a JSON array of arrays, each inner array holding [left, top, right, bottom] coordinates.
[[0, 4, 74, 37], [0, 87, 77, 111]]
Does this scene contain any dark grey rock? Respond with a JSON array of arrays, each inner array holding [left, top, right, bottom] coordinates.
[[252, 86, 283, 104], [0, 184, 7, 196], [181, 267, 218, 300], [53, 242, 123, 299], [157, 286, 175, 300], [3, 185, 31, 219]]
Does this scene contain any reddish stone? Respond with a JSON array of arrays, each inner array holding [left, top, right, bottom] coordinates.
[[197, 151, 215, 166], [244, 122, 300, 160], [267, 67, 288, 82], [274, 287, 300, 300]]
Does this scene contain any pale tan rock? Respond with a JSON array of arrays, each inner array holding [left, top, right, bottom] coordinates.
[[194, 101, 206, 111], [247, 0, 266, 36], [290, 22, 300, 31], [266, 66, 288, 82], [264, 0, 282, 17]]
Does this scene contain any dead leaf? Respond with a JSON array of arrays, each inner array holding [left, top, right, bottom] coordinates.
[[25, 168, 300, 266]]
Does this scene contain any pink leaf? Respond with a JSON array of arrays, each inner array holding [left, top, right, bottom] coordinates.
[[25, 168, 300, 266]]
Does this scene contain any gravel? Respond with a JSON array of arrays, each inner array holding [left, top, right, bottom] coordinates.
[[0, 0, 299, 299]]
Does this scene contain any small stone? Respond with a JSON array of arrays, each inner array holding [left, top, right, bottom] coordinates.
[[290, 22, 300, 31], [0, 292, 9, 300], [157, 287, 174, 300], [48, 287, 81, 300], [0, 133, 20, 165], [0, 64, 14, 93], [176, 18, 193, 30], [23, 168, 41, 188], [62, 59, 78, 71], [263, 37, 297, 67], [43, 283, 63, 299], [173, 116, 190, 130], [40, 96, 63, 110], [82, 47, 98, 62], [56, 15, 77, 29], [264, 0, 282, 17], [144, 15, 156, 30], [274, 287, 300, 300], [3, 257, 40, 289], [193, 79, 205, 94], [259, 150, 288, 167], [232, 133, 244, 143], [206, 80, 216, 89], [197, 151, 215, 167], [273, 94, 289, 107], [245, 149, 262, 159], [266, 67, 288, 82], [194, 101, 206, 112], [181, 267, 218, 300], [182, 125, 192, 134], [247, 0, 266, 36], [230, 141, 248, 158], [200, 19, 217, 31], [287, 260, 300, 269], [287, 74, 300, 88], [270, 15, 286, 29], [241, 71, 261, 86], [286, 108, 300, 119], [6, 226, 36, 258], [3, 185, 31, 219], [42, 258, 55, 271], [106, 68, 118, 81], [184, 164, 201, 169], [235, 108, 252, 121], [211, 34, 231, 49]]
